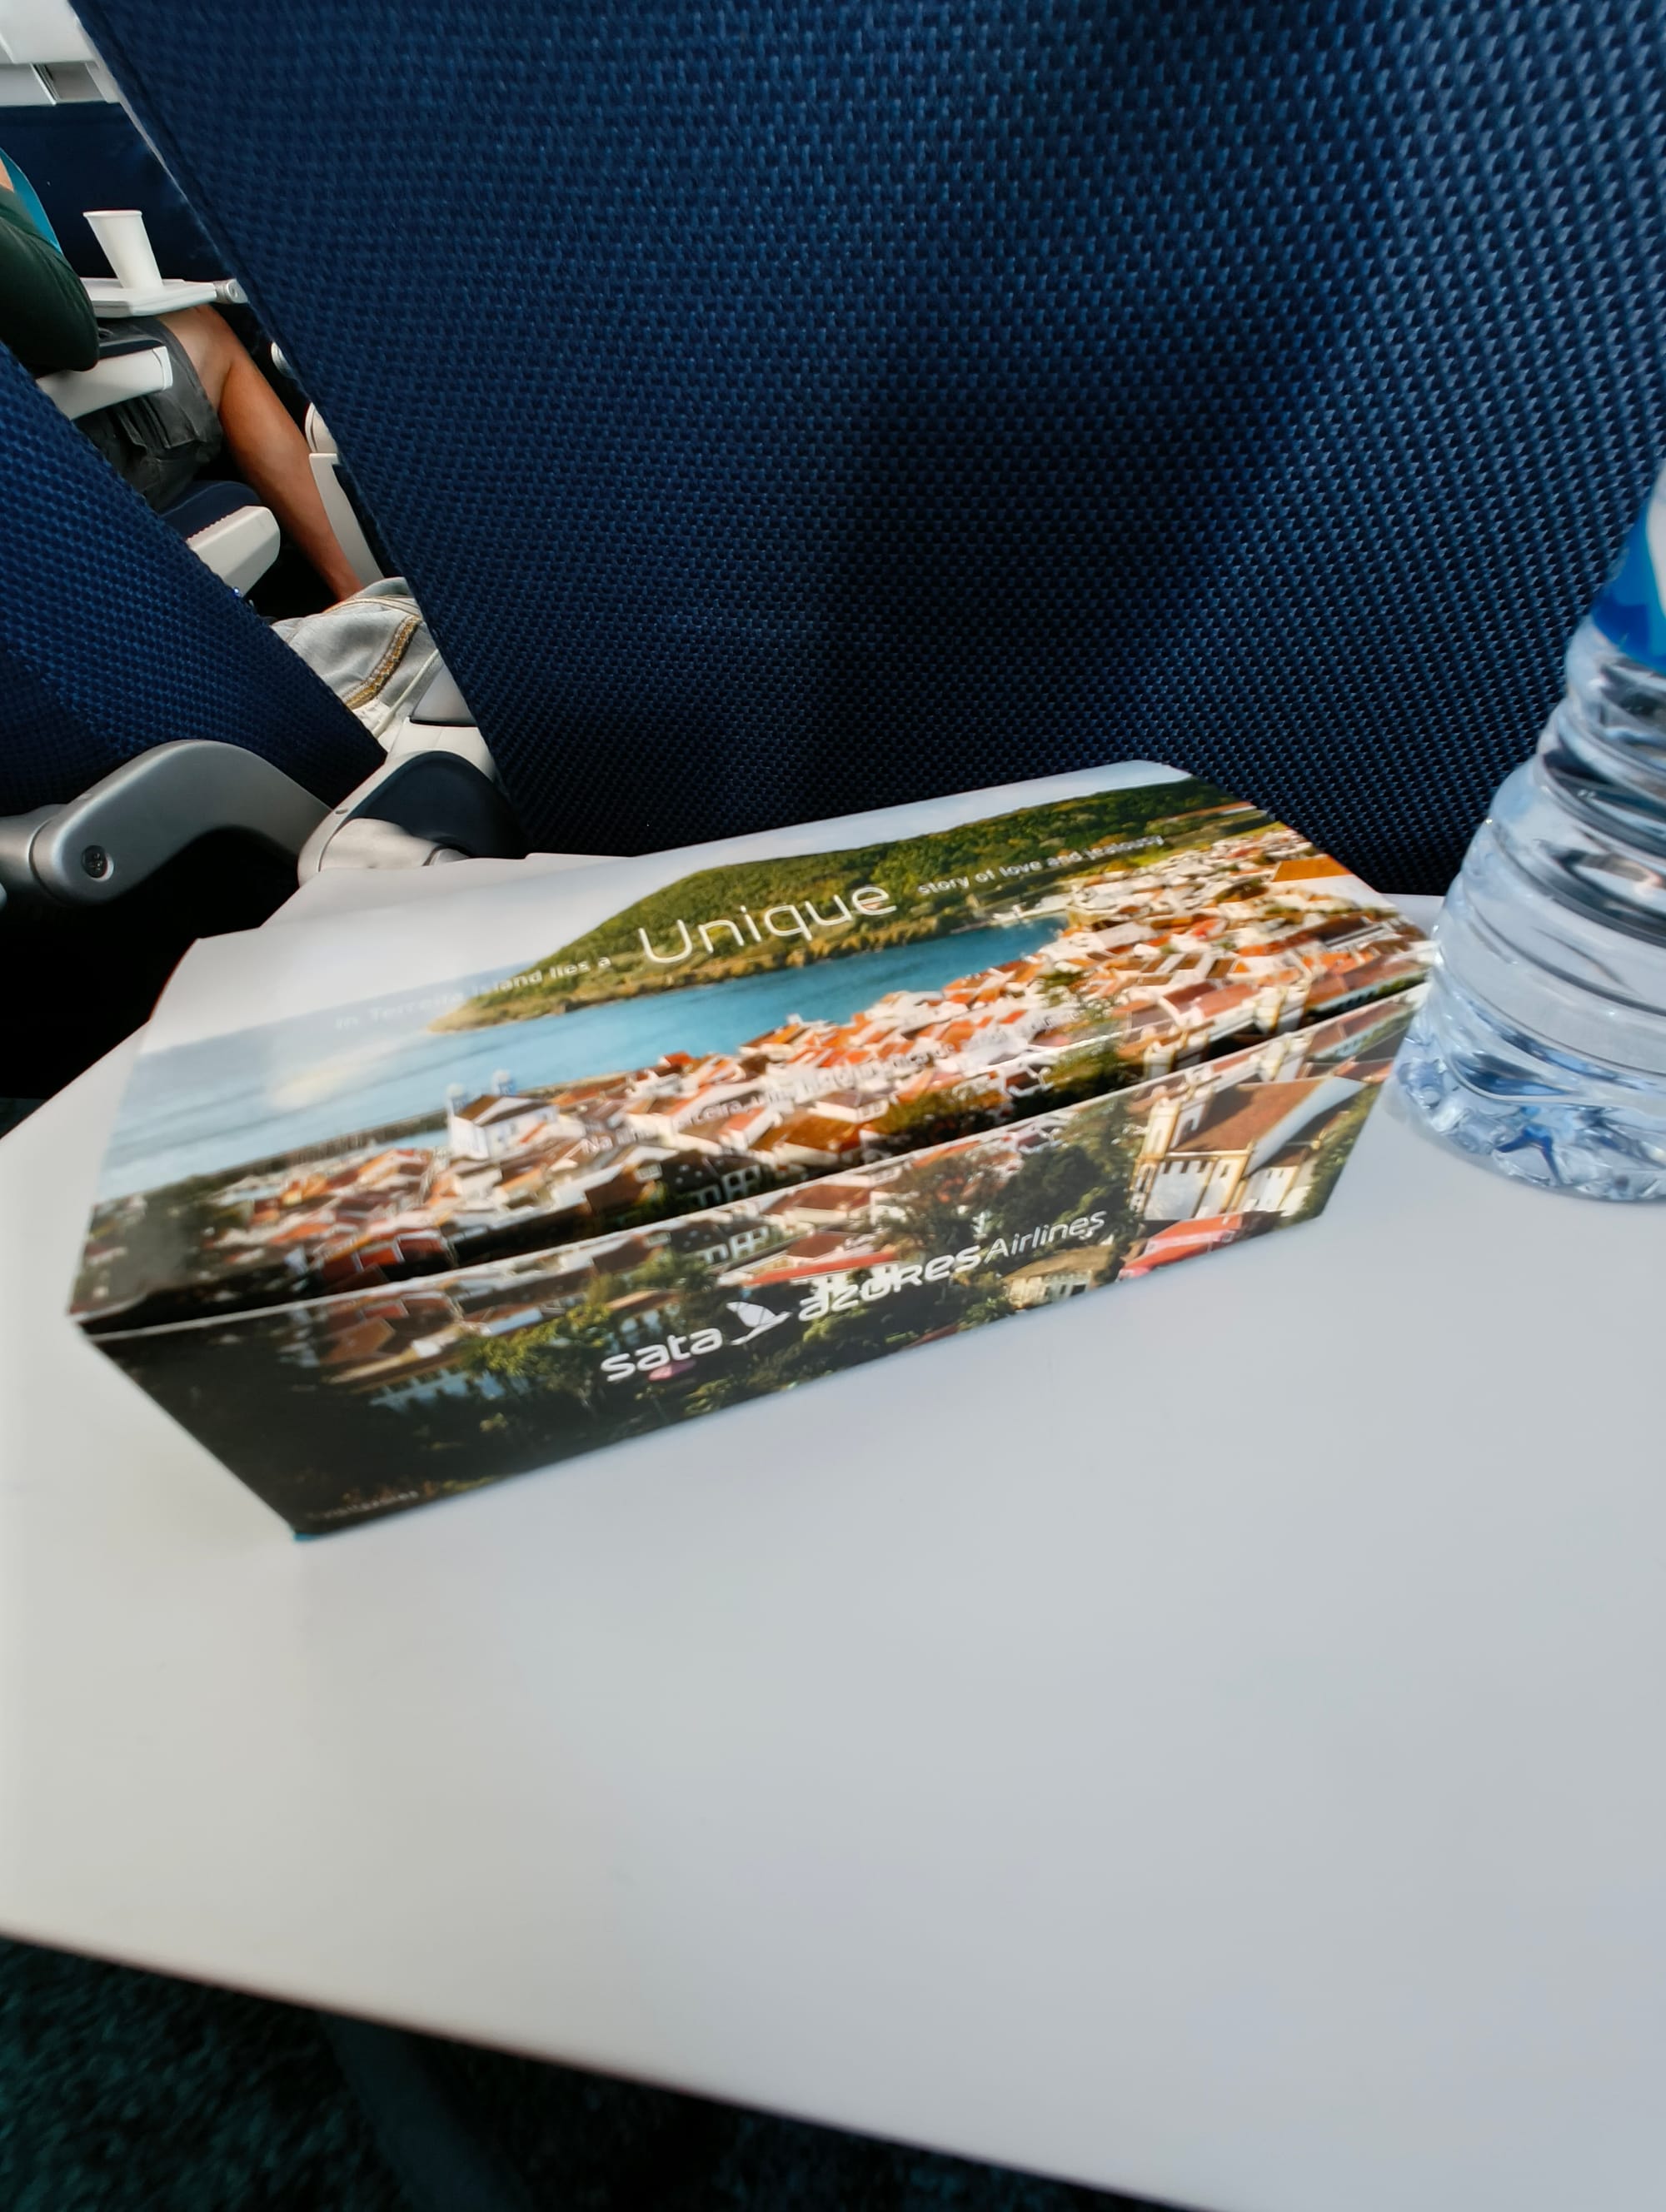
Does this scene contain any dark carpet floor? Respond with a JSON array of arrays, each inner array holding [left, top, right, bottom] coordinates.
[[0, 1936, 1175, 2212]]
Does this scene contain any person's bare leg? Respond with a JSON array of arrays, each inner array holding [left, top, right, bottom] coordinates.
[[162, 306, 362, 600]]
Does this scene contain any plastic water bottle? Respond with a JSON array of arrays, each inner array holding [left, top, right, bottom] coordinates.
[[1397, 466, 1666, 1199]]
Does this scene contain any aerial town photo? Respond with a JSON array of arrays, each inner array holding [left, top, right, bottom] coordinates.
[[77, 775, 1429, 1331], [104, 990, 1419, 1532], [77, 772, 1430, 1531]]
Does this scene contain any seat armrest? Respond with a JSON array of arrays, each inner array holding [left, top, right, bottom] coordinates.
[[185, 505, 282, 594], [0, 741, 327, 914], [95, 329, 169, 361], [298, 714, 525, 875], [36, 342, 172, 423], [157, 484, 283, 595]]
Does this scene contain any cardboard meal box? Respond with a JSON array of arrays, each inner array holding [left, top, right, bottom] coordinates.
[[72, 764, 1429, 1533]]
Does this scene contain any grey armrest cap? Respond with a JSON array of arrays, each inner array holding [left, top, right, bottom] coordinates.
[[410, 662, 474, 725], [0, 742, 328, 908]]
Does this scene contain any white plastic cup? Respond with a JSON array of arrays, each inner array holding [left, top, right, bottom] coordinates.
[[84, 208, 163, 293]]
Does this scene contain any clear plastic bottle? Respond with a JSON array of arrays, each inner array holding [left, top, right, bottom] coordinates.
[[1397, 466, 1666, 1199]]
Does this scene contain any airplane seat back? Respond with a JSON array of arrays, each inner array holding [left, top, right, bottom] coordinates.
[[62, 1, 1666, 887], [0, 343, 379, 815], [0, 95, 219, 279]]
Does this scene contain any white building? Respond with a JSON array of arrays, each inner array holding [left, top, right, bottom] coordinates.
[[447, 1089, 565, 1161], [1134, 1074, 1359, 1223]]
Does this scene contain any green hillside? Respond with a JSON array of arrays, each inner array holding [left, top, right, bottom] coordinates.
[[436, 776, 1267, 1030]]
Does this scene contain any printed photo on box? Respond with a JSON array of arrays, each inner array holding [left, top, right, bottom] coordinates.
[[72, 765, 1429, 1532], [76, 773, 1427, 1332], [103, 993, 1419, 1532]]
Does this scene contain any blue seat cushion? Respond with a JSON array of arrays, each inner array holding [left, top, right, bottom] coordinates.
[[157, 481, 259, 540]]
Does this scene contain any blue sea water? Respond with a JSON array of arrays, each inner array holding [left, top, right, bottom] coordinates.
[[104, 919, 1060, 1199]]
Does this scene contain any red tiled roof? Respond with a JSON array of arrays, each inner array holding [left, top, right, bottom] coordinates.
[[1121, 1214, 1248, 1274], [760, 1113, 866, 1153], [1168, 1081, 1329, 1156], [320, 1318, 396, 1365], [1272, 853, 1347, 881], [452, 1093, 541, 1125], [778, 1181, 870, 1211]]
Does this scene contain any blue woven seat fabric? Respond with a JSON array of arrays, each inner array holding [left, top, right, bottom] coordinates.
[[77, 1, 1666, 888], [0, 350, 381, 814], [0, 99, 222, 280]]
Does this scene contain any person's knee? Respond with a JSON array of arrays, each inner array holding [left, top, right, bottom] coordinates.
[[161, 305, 239, 405]]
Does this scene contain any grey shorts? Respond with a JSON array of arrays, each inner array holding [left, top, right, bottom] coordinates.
[[78, 316, 223, 513]]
